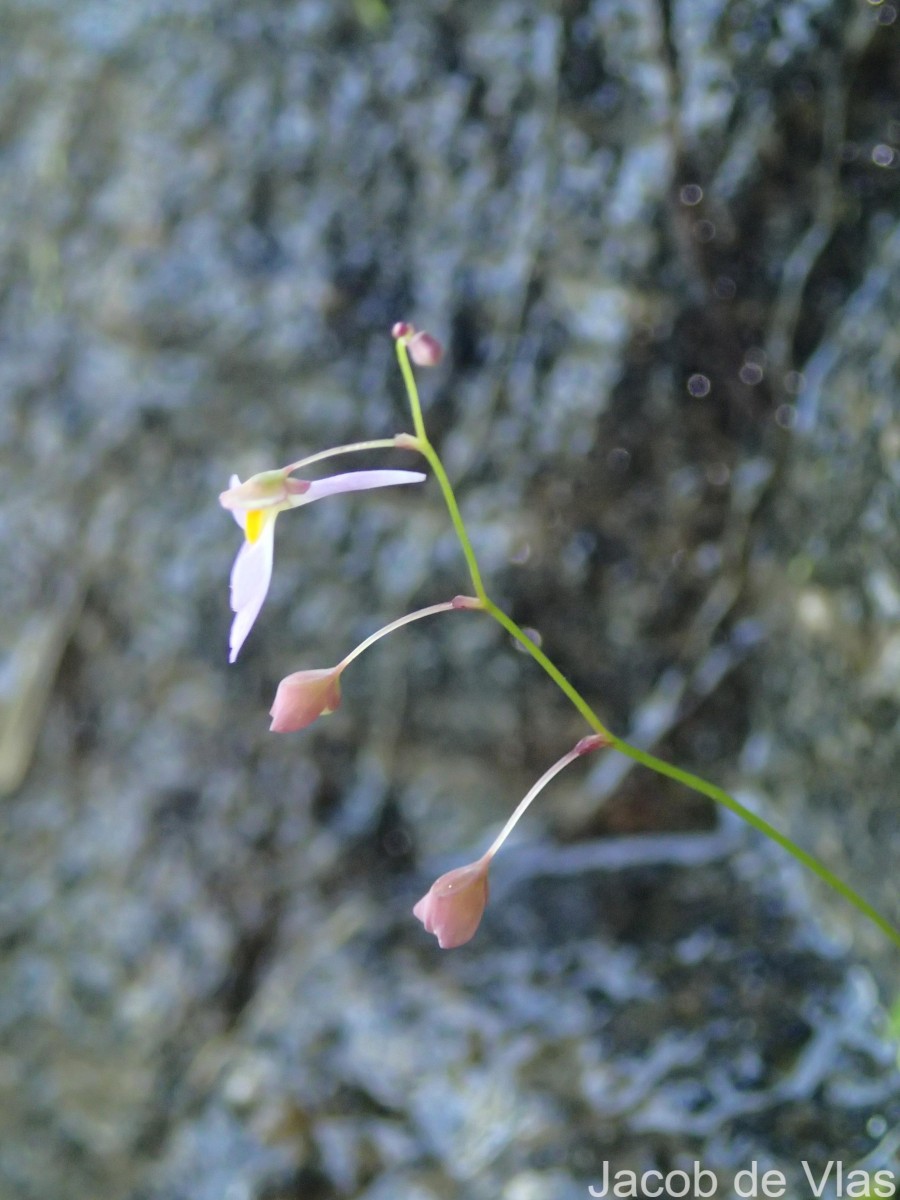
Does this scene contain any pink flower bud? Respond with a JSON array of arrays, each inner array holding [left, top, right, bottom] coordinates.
[[413, 855, 491, 949], [407, 331, 444, 367], [391, 321, 415, 340], [269, 668, 342, 733]]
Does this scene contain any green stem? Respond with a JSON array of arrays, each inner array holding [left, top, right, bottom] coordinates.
[[483, 598, 611, 736], [395, 340, 488, 600], [395, 340, 429, 444], [420, 441, 489, 602], [612, 739, 900, 952], [396, 335, 900, 953]]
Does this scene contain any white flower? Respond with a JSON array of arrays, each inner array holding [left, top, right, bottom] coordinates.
[[220, 467, 425, 662]]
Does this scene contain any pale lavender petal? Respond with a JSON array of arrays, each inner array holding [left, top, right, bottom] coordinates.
[[228, 476, 246, 530], [290, 470, 426, 507], [229, 516, 275, 662], [229, 536, 260, 612]]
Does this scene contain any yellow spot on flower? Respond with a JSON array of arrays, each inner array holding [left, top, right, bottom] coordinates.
[[245, 509, 266, 544]]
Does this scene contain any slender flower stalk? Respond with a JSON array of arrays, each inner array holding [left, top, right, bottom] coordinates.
[[485, 734, 607, 859], [269, 596, 482, 733], [336, 595, 481, 672], [394, 327, 900, 954], [414, 734, 608, 949], [282, 436, 419, 475]]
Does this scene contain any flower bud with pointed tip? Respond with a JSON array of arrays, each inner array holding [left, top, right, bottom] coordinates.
[[269, 668, 342, 733], [408, 331, 444, 367], [413, 854, 490, 949]]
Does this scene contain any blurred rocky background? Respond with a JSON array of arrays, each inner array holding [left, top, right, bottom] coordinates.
[[1, 1, 899, 1197]]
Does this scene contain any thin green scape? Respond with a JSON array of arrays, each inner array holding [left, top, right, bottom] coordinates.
[[395, 335, 900, 955]]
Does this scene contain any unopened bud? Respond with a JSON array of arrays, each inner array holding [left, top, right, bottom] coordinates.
[[391, 321, 415, 340], [407, 331, 444, 367], [413, 855, 491, 949], [269, 667, 342, 733]]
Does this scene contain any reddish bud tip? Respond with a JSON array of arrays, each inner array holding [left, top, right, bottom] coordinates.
[[407, 331, 444, 367], [413, 855, 491, 949], [392, 321, 415, 340], [573, 733, 611, 756], [269, 668, 342, 733]]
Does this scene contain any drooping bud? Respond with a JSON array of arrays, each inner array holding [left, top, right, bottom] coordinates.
[[269, 667, 342, 733], [407, 330, 444, 367], [413, 854, 491, 949]]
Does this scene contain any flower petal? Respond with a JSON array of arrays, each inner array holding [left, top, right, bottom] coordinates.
[[223, 469, 424, 663], [229, 513, 276, 662], [289, 469, 426, 507], [269, 667, 343, 732], [228, 476, 246, 531], [244, 509, 266, 544], [413, 856, 491, 949]]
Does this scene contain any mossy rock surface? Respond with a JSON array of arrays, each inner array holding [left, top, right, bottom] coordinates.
[[1, 2, 898, 1197]]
